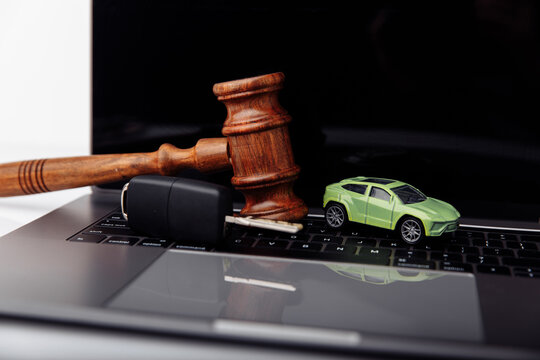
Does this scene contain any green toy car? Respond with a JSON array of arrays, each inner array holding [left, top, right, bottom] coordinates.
[[323, 177, 460, 244]]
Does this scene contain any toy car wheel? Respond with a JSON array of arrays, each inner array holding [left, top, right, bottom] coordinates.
[[399, 217, 424, 244], [325, 203, 347, 229]]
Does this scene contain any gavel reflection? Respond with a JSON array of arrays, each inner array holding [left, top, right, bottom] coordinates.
[[0, 73, 307, 221], [221, 259, 295, 322]]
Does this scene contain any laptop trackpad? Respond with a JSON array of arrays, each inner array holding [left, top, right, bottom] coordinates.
[[106, 250, 483, 343]]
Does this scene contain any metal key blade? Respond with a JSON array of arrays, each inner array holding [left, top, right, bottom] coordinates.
[[225, 216, 303, 233]]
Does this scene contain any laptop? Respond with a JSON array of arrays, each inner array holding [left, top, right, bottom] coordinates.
[[1, 1, 540, 358]]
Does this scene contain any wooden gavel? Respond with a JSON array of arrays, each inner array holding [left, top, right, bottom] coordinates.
[[0, 73, 308, 221]]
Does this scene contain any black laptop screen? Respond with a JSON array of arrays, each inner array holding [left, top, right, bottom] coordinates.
[[93, 0, 540, 220]]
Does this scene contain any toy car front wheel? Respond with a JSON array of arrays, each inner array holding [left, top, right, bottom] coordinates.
[[399, 217, 424, 244], [325, 203, 347, 229]]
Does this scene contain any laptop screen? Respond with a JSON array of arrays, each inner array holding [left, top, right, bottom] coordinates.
[[93, 0, 540, 221]]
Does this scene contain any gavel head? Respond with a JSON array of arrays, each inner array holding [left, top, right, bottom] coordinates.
[[213, 73, 308, 221]]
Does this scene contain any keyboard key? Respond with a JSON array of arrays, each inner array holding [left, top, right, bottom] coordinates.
[[358, 247, 391, 258], [138, 238, 173, 248], [105, 236, 139, 246], [514, 267, 540, 273], [395, 250, 427, 260], [97, 220, 130, 228], [513, 267, 540, 278], [477, 265, 511, 275], [503, 257, 540, 268], [245, 229, 277, 239], [279, 233, 309, 241], [507, 241, 537, 250], [324, 244, 357, 254], [517, 250, 540, 259], [343, 230, 368, 237], [290, 242, 323, 252], [378, 239, 402, 248], [454, 230, 484, 239], [346, 237, 376, 247], [413, 242, 445, 252], [522, 242, 538, 250], [68, 234, 106, 243], [472, 239, 503, 248], [515, 271, 540, 279], [310, 227, 338, 235], [441, 261, 473, 273], [431, 252, 463, 262], [445, 238, 471, 246], [255, 239, 289, 249], [483, 248, 514, 257], [172, 243, 207, 251], [228, 226, 246, 238], [465, 255, 499, 265], [394, 258, 435, 270], [447, 245, 479, 255], [107, 213, 125, 221], [488, 233, 516, 241], [521, 235, 540, 242], [229, 237, 256, 247], [302, 219, 326, 227], [311, 235, 343, 244], [84, 227, 136, 236]]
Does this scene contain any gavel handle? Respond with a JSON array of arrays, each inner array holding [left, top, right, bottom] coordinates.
[[0, 138, 230, 197]]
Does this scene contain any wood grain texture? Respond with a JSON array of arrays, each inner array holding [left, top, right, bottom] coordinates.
[[0, 138, 229, 197], [214, 72, 308, 221]]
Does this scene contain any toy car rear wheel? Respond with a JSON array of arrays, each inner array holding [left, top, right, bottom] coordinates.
[[325, 203, 347, 229], [399, 217, 424, 244]]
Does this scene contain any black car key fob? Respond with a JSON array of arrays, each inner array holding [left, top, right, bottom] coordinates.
[[121, 175, 232, 245]]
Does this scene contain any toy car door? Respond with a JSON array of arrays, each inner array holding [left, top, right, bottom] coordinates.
[[342, 183, 368, 223], [366, 186, 393, 229]]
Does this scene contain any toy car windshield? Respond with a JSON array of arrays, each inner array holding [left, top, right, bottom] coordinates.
[[392, 185, 426, 204]]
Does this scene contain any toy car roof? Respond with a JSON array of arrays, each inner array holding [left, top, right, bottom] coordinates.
[[339, 177, 406, 188], [354, 177, 395, 185]]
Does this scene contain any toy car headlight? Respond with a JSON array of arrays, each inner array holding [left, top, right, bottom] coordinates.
[[430, 222, 445, 232]]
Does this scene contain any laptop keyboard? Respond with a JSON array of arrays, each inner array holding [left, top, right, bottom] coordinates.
[[68, 211, 540, 279]]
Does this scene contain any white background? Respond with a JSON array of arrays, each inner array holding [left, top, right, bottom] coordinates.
[[0, 0, 92, 236]]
